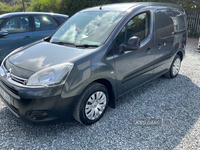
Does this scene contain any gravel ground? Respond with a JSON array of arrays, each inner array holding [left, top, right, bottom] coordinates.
[[0, 38, 200, 150]]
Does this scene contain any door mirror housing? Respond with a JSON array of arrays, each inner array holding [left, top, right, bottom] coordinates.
[[0, 30, 8, 36], [127, 36, 140, 49], [119, 36, 140, 52]]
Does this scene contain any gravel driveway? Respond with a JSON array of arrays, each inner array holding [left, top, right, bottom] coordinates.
[[0, 38, 200, 150]]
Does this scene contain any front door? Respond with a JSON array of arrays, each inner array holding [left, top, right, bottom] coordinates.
[[114, 11, 155, 95]]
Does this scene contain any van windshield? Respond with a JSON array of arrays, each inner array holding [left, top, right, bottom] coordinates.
[[50, 11, 125, 46]]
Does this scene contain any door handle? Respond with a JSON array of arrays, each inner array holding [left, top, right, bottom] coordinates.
[[145, 47, 151, 54], [157, 43, 167, 49], [23, 36, 31, 39], [157, 43, 163, 49]]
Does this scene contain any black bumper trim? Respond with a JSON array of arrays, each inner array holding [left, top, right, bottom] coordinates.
[[0, 95, 19, 117]]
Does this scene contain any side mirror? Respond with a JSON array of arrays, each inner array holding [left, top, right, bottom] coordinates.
[[0, 30, 8, 36], [43, 36, 51, 42], [127, 36, 140, 50], [118, 36, 141, 53]]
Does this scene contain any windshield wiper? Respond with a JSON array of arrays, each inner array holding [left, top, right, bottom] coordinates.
[[52, 42, 99, 48], [75, 44, 99, 48], [51, 41, 75, 46]]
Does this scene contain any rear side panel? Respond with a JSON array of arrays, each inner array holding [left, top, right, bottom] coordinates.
[[153, 8, 175, 75], [153, 5, 186, 76], [172, 9, 187, 53]]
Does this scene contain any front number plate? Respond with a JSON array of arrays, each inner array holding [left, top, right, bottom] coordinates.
[[0, 87, 10, 104]]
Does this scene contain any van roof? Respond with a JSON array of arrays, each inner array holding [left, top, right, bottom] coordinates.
[[81, 2, 185, 13]]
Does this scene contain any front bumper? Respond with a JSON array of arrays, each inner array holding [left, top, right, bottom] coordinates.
[[0, 77, 77, 124]]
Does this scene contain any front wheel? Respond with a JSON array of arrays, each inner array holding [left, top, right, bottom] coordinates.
[[73, 82, 109, 125], [164, 54, 181, 78]]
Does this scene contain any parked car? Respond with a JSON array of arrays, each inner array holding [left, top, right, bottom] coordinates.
[[0, 2, 187, 125], [0, 12, 68, 63]]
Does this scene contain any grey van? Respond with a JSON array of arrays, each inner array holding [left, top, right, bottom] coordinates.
[[0, 2, 187, 125]]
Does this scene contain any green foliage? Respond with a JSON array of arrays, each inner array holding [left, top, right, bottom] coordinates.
[[188, 28, 199, 38], [29, 0, 200, 17], [0, 1, 12, 14], [0, 0, 199, 16], [30, 0, 112, 16], [0, 0, 32, 14]]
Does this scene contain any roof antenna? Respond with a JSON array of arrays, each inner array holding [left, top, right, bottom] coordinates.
[[100, 0, 107, 10]]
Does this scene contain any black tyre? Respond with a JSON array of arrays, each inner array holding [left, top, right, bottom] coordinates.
[[73, 82, 109, 125], [164, 55, 181, 78]]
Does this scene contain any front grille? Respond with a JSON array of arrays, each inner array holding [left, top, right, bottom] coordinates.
[[2, 63, 28, 85], [10, 74, 28, 85], [1, 80, 19, 96]]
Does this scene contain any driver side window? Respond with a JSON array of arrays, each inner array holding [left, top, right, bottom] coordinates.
[[1, 16, 29, 34], [116, 12, 150, 52]]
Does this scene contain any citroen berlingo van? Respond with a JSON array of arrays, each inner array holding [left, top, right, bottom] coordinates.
[[0, 2, 187, 125]]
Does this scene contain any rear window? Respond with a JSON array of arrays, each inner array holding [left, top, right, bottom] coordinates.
[[33, 15, 59, 31]]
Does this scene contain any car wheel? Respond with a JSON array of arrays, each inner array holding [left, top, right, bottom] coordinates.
[[73, 82, 109, 125], [164, 54, 181, 78]]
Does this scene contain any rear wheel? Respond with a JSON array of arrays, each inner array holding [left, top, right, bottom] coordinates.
[[164, 54, 181, 78], [73, 82, 109, 125]]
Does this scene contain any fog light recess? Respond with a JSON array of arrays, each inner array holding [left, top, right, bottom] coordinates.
[[26, 111, 48, 121]]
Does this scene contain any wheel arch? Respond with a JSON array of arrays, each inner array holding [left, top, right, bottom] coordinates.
[[92, 78, 116, 109], [177, 50, 183, 61]]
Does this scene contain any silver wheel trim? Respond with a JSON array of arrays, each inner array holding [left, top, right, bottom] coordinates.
[[172, 58, 181, 76], [85, 91, 107, 120]]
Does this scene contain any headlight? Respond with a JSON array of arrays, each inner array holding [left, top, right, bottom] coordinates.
[[27, 62, 74, 87]]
